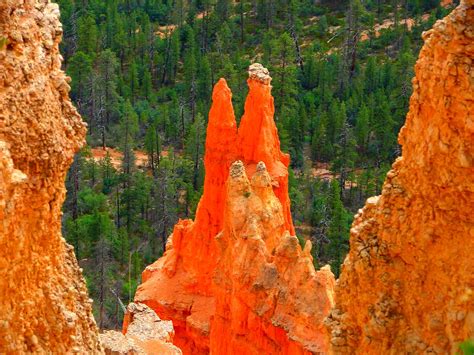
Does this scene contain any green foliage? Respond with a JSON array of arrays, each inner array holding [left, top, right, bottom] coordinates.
[[58, 0, 449, 330], [459, 340, 474, 355], [325, 180, 351, 276], [0, 37, 7, 50]]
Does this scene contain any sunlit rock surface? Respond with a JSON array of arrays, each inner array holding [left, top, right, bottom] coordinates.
[[212, 160, 334, 354], [0, 0, 101, 352], [101, 303, 181, 354], [326, 1, 474, 353], [132, 65, 335, 354]]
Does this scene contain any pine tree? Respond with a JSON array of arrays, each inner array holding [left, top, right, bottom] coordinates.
[[273, 32, 298, 113], [77, 15, 98, 55], [185, 113, 205, 190], [154, 155, 179, 253], [145, 118, 161, 177], [325, 180, 351, 277], [355, 103, 370, 151], [128, 60, 140, 103], [216, 0, 231, 21], [311, 112, 334, 162], [332, 120, 358, 196], [96, 50, 120, 147], [67, 52, 93, 115], [197, 55, 212, 102]]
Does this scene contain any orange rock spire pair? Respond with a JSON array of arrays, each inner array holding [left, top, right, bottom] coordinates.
[[132, 63, 333, 354]]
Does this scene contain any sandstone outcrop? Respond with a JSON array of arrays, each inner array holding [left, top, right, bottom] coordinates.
[[326, 1, 474, 353], [134, 78, 239, 354], [0, 0, 101, 352], [212, 161, 334, 353], [100, 303, 181, 355], [132, 64, 335, 354]]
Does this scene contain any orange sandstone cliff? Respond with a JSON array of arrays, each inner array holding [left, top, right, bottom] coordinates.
[[0, 0, 101, 352], [326, 1, 474, 353], [131, 64, 335, 354]]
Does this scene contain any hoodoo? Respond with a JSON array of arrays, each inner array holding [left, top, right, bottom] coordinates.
[[326, 1, 474, 353], [0, 0, 100, 352], [133, 78, 239, 354], [211, 160, 335, 353], [130, 64, 335, 354]]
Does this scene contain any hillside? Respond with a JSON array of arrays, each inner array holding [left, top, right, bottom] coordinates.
[[55, 0, 457, 329]]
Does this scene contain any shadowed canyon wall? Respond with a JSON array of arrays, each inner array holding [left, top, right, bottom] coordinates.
[[131, 64, 336, 354], [0, 0, 101, 352], [326, 1, 474, 353]]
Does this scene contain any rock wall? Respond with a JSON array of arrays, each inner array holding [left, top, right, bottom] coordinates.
[[326, 1, 474, 353], [132, 64, 335, 354], [0, 0, 101, 352]]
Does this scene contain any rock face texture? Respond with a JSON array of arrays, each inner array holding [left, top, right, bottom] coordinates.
[[326, 1, 474, 353], [212, 161, 335, 354], [133, 64, 335, 354], [101, 303, 182, 355], [0, 0, 101, 353]]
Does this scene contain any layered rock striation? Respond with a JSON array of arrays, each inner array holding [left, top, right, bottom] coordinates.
[[0, 0, 101, 352], [132, 64, 335, 354], [326, 1, 474, 353]]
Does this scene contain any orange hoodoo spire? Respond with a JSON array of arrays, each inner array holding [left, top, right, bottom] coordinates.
[[196, 78, 239, 236], [130, 64, 334, 354], [135, 78, 239, 354], [239, 63, 295, 235]]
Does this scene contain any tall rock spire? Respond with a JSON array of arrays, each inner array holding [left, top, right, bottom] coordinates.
[[130, 65, 330, 354], [135, 78, 239, 354], [239, 63, 295, 235], [195, 78, 239, 237]]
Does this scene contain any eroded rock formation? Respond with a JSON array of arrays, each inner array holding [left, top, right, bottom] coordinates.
[[212, 160, 334, 353], [100, 303, 181, 355], [134, 78, 239, 354], [0, 0, 101, 352], [326, 1, 474, 353], [132, 64, 335, 354]]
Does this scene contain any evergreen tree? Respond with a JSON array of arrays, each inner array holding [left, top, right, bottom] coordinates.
[[325, 180, 351, 276], [185, 113, 205, 190], [77, 15, 98, 55], [355, 103, 370, 151], [68, 52, 93, 114]]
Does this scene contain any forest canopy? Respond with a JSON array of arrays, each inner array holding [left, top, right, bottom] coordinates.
[[55, 0, 455, 329]]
